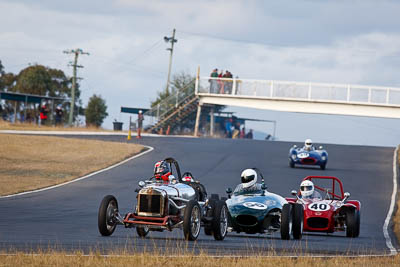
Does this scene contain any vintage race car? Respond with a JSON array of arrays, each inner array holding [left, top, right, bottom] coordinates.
[[288, 145, 328, 170], [224, 168, 287, 234], [98, 158, 228, 241], [280, 175, 361, 240]]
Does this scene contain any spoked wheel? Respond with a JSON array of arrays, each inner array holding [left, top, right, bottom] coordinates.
[[212, 200, 228, 241], [292, 203, 304, 240], [183, 200, 201, 241], [204, 199, 217, 236], [136, 226, 150, 238], [280, 204, 292, 240], [98, 195, 119, 236]]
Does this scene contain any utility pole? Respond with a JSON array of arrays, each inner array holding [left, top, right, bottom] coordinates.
[[63, 48, 89, 126], [164, 29, 177, 94]]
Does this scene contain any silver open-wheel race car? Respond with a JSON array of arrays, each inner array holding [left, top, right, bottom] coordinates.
[[98, 158, 228, 241]]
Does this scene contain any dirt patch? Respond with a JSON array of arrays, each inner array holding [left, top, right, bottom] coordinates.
[[0, 134, 145, 196]]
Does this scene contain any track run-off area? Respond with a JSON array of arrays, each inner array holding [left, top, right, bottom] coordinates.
[[0, 134, 398, 256]]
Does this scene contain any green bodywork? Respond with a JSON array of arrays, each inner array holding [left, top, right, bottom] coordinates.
[[226, 189, 287, 234]]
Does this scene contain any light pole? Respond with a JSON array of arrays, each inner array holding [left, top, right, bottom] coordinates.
[[164, 29, 177, 94]]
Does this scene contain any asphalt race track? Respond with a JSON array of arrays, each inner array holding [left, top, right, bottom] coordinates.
[[0, 135, 398, 255]]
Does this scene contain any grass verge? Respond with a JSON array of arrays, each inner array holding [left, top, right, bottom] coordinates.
[[0, 134, 144, 196], [0, 252, 399, 267]]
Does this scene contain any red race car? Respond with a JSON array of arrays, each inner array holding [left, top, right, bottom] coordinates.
[[280, 175, 361, 240]]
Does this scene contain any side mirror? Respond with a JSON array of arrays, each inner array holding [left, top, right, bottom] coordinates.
[[344, 192, 350, 198], [291, 190, 297, 196], [293, 145, 297, 148], [319, 146, 323, 150], [261, 184, 267, 190], [226, 187, 232, 199], [138, 181, 145, 188]]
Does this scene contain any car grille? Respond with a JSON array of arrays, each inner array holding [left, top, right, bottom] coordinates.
[[307, 217, 328, 228], [301, 158, 317, 164], [138, 193, 163, 217], [236, 215, 258, 227]]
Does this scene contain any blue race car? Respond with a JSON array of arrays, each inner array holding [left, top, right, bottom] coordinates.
[[288, 139, 328, 170]]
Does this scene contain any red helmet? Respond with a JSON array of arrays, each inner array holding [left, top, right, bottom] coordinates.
[[154, 161, 171, 181]]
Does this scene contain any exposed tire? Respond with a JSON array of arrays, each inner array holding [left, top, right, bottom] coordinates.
[[346, 209, 360, 238], [204, 199, 217, 235], [98, 195, 119, 236], [292, 203, 303, 240], [280, 204, 292, 240], [289, 160, 295, 168], [183, 200, 201, 241], [211, 194, 219, 200], [320, 164, 326, 170], [212, 200, 228, 241], [136, 226, 149, 238]]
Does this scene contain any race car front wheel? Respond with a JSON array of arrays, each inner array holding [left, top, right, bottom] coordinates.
[[346, 209, 360, 238], [136, 226, 149, 238], [280, 204, 292, 240], [98, 195, 119, 236], [183, 200, 201, 241], [212, 200, 228, 241], [292, 204, 303, 240]]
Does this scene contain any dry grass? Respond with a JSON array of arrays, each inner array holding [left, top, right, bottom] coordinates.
[[0, 252, 398, 267], [0, 134, 144, 196], [0, 120, 118, 132]]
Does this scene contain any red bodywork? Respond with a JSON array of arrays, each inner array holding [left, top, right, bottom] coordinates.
[[286, 176, 361, 233]]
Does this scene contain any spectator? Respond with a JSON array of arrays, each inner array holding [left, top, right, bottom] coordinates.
[[218, 70, 224, 94], [137, 110, 144, 139], [39, 103, 49, 126], [224, 70, 233, 94], [55, 104, 63, 126], [245, 129, 253, 139], [209, 68, 218, 93], [240, 126, 245, 139], [225, 118, 233, 138]]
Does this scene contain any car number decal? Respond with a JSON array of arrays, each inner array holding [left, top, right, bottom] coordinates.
[[297, 152, 309, 158], [308, 202, 330, 211], [243, 202, 268, 210]]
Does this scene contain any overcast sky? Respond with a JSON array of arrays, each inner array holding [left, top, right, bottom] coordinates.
[[1, 0, 400, 146]]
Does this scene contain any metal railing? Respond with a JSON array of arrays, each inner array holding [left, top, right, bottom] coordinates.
[[196, 77, 400, 107], [142, 79, 196, 129]]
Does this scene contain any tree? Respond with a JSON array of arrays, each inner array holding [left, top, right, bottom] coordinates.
[[85, 94, 108, 127]]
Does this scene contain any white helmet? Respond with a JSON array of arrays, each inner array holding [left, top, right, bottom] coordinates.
[[300, 180, 314, 197], [241, 169, 257, 188], [304, 139, 313, 150]]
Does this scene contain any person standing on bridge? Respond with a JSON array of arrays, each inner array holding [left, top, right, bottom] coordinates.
[[137, 110, 144, 139], [209, 68, 218, 93]]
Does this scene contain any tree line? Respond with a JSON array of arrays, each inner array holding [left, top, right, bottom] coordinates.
[[0, 60, 107, 127]]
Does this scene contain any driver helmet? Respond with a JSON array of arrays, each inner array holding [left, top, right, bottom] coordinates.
[[56, 104, 62, 110], [304, 139, 313, 151], [241, 169, 257, 189], [182, 175, 194, 182], [154, 161, 171, 181], [300, 180, 314, 197]]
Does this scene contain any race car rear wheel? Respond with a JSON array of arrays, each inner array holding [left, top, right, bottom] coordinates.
[[292, 203, 303, 240], [204, 199, 217, 235], [183, 200, 201, 241], [136, 226, 149, 238], [280, 204, 292, 240], [212, 200, 228, 241], [346, 209, 360, 238], [98, 195, 119, 236]]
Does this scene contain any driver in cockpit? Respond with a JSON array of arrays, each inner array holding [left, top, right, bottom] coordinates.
[[299, 180, 322, 200], [233, 169, 264, 195]]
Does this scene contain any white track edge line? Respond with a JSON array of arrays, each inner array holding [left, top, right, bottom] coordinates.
[[383, 145, 399, 255], [0, 145, 154, 199]]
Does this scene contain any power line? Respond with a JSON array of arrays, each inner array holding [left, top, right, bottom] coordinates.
[[63, 48, 90, 126]]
